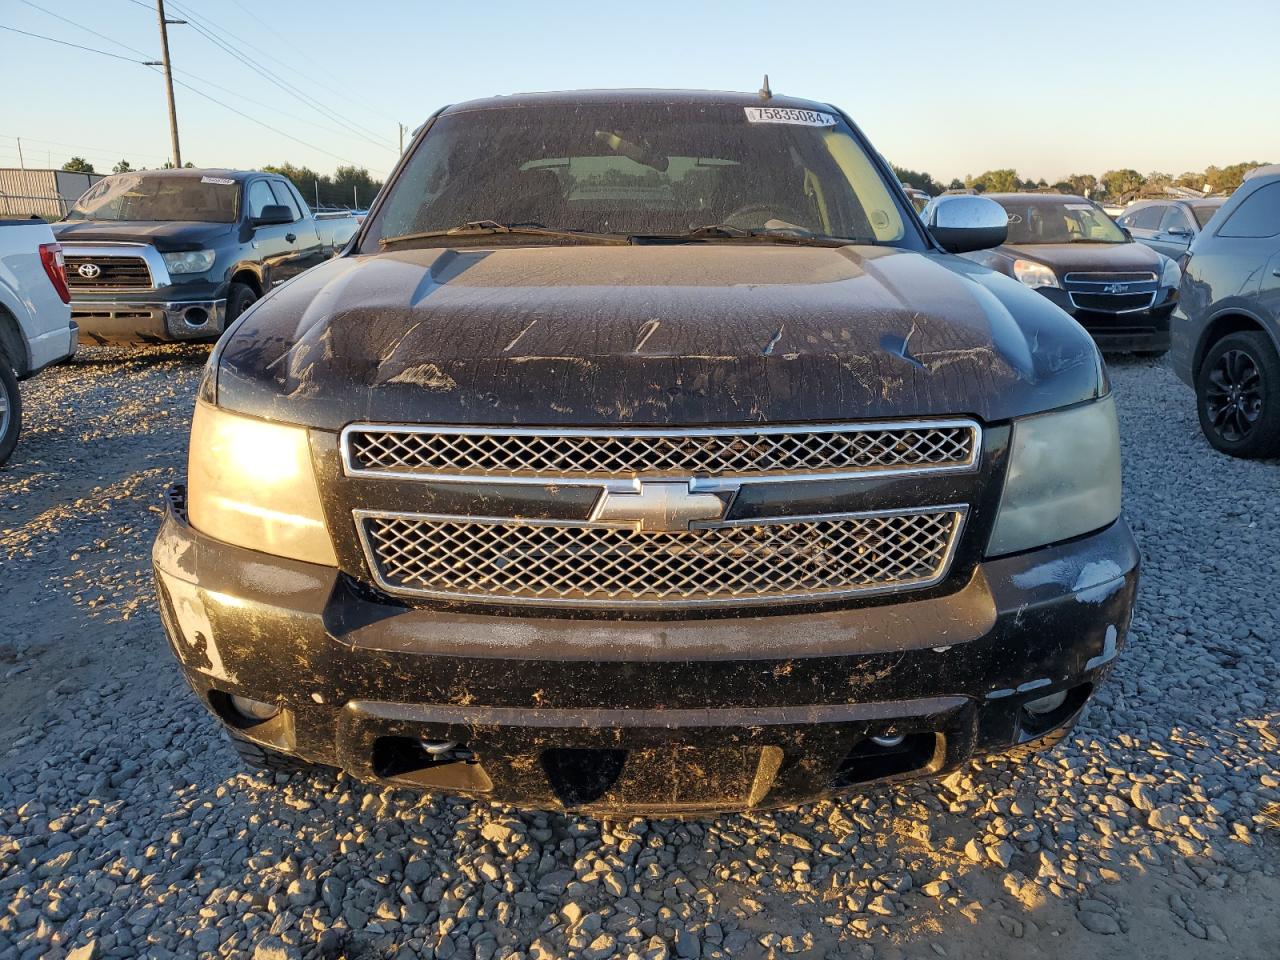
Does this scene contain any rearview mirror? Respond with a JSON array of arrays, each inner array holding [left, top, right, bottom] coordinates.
[[925, 195, 1008, 254], [252, 204, 293, 227]]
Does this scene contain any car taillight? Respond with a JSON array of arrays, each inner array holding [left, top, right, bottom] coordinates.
[[38, 242, 71, 304]]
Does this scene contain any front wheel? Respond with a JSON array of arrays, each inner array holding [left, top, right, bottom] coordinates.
[[224, 282, 259, 329], [0, 355, 22, 468], [1195, 330, 1280, 459]]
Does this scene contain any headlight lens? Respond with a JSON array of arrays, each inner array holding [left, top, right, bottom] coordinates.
[[1160, 257, 1182, 288], [162, 249, 216, 274], [987, 396, 1121, 557], [187, 401, 337, 565], [1012, 259, 1060, 290]]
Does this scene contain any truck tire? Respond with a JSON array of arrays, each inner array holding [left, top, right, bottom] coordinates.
[[1195, 330, 1280, 459], [225, 729, 314, 777], [0, 353, 21, 468], [225, 282, 258, 327]]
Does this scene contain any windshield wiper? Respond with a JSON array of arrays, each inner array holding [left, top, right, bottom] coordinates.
[[380, 220, 629, 247], [629, 224, 861, 247]]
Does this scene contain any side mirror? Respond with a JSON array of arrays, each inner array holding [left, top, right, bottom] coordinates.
[[1166, 226, 1191, 237], [925, 195, 1008, 254], [252, 204, 294, 227]]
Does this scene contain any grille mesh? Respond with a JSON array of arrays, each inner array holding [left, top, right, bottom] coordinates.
[[64, 255, 152, 290], [346, 424, 976, 480], [360, 510, 962, 606]]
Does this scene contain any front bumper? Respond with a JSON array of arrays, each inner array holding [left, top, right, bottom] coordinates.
[[153, 491, 1139, 815], [1040, 288, 1176, 353], [72, 298, 226, 344]]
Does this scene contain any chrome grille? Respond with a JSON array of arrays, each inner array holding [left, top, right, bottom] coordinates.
[[1063, 271, 1158, 315], [343, 422, 979, 482], [64, 255, 153, 290], [356, 508, 964, 607]]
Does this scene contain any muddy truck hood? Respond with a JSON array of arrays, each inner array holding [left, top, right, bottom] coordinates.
[[213, 244, 1105, 429]]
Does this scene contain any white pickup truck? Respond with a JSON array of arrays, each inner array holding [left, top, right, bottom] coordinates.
[[0, 219, 78, 465]]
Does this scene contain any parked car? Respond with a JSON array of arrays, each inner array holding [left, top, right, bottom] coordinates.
[[1171, 165, 1280, 458], [0, 218, 78, 465], [1116, 197, 1226, 262], [52, 169, 358, 344], [924, 193, 1182, 355], [153, 89, 1139, 815]]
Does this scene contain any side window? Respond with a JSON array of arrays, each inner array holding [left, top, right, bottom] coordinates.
[[1159, 206, 1192, 233], [285, 181, 312, 218], [1129, 205, 1163, 230], [246, 180, 275, 219], [1219, 182, 1280, 238], [268, 180, 301, 221]]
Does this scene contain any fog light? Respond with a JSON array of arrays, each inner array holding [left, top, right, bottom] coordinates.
[[1024, 690, 1068, 715], [230, 695, 280, 721], [870, 733, 905, 748]]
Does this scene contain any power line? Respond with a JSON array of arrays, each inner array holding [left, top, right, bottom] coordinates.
[[0, 24, 150, 64], [18, 0, 379, 146], [7, 19, 376, 170], [162, 0, 394, 153]]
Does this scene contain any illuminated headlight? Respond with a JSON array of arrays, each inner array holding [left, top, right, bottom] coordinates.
[[162, 249, 216, 274], [1012, 259, 1059, 290], [187, 401, 337, 565], [987, 396, 1121, 557], [1160, 257, 1182, 288]]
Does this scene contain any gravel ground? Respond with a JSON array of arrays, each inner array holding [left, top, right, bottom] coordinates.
[[1, 347, 1278, 960]]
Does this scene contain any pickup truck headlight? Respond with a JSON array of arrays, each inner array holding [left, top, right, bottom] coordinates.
[[986, 396, 1121, 557], [162, 249, 216, 274], [1012, 259, 1059, 290], [187, 401, 337, 566], [1160, 257, 1182, 288]]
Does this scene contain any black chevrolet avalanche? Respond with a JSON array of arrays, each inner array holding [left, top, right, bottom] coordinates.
[[926, 193, 1182, 355], [154, 90, 1139, 815]]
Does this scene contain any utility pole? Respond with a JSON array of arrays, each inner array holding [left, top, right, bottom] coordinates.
[[154, 0, 184, 167], [15, 138, 25, 173], [398, 123, 407, 154]]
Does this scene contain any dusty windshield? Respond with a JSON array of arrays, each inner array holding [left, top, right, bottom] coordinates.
[[367, 102, 916, 246], [994, 197, 1128, 244], [66, 173, 240, 223]]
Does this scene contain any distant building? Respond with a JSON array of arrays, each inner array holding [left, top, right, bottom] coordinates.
[[0, 168, 104, 219]]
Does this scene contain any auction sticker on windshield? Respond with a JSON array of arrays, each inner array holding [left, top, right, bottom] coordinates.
[[744, 107, 837, 126]]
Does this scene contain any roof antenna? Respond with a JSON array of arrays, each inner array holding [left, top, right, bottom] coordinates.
[[759, 74, 772, 100]]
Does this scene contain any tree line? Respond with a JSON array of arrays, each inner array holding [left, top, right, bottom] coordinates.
[[59, 157, 384, 210], [892, 162, 1269, 200]]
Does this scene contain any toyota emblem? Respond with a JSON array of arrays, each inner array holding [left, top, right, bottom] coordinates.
[[78, 262, 101, 279]]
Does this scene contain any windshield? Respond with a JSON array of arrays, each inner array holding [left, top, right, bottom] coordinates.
[[1191, 202, 1224, 229], [66, 173, 239, 223], [365, 102, 918, 248], [993, 197, 1128, 244]]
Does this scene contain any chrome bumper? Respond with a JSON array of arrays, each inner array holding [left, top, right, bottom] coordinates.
[[71, 299, 226, 344]]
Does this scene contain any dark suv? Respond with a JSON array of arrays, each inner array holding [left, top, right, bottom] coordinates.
[[1171, 165, 1280, 458], [153, 90, 1138, 815], [926, 193, 1182, 355]]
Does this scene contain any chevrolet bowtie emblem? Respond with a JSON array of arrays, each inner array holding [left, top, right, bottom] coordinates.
[[1102, 282, 1129, 294], [591, 481, 728, 532]]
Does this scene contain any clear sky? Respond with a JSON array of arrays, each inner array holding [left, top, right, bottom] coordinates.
[[2, 0, 1276, 184]]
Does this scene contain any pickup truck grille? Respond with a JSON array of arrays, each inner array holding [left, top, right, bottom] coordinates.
[[357, 508, 964, 607], [1063, 272, 1157, 314], [343, 422, 978, 481], [64, 255, 152, 291]]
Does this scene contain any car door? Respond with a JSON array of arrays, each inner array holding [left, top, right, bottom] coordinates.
[[1123, 203, 1165, 252], [244, 178, 295, 289], [268, 179, 325, 279], [1154, 204, 1195, 259]]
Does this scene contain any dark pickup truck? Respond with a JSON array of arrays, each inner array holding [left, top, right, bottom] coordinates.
[[154, 89, 1139, 815], [53, 169, 358, 344]]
